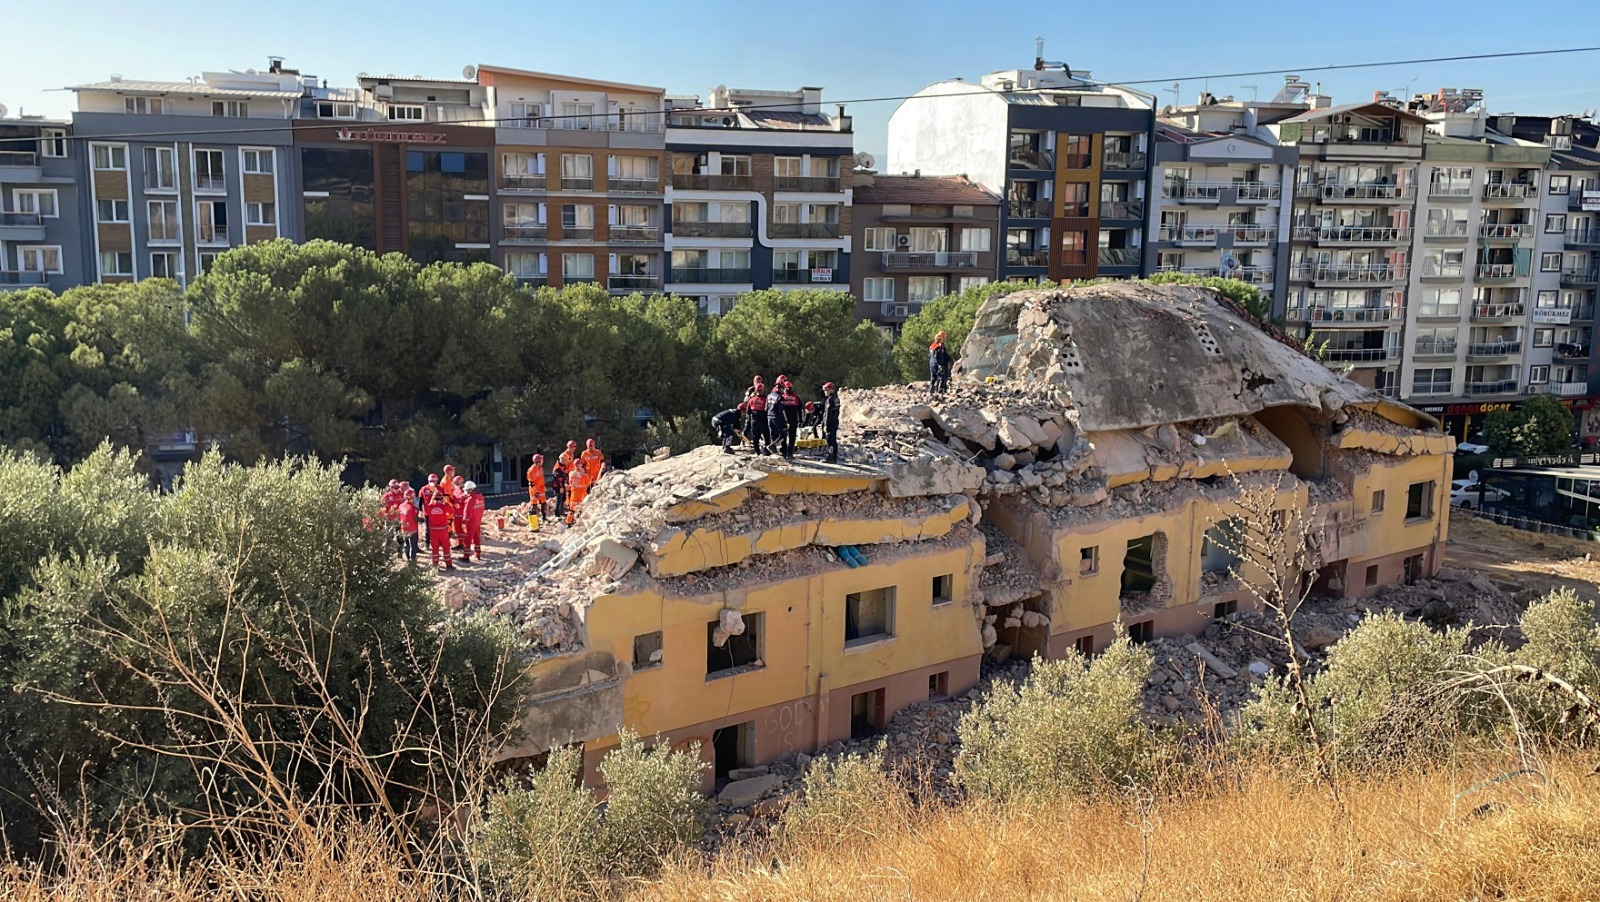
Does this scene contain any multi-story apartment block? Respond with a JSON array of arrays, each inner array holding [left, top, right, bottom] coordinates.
[[886, 54, 1156, 283], [849, 172, 1001, 326], [663, 86, 853, 314], [1273, 98, 1430, 399], [0, 116, 84, 291], [477, 65, 666, 293], [1150, 79, 1314, 306], [69, 61, 305, 285]]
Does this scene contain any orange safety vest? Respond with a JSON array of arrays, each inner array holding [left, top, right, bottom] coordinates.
[[581, 448, 605, 478]]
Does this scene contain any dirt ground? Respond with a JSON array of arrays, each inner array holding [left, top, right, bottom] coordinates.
[[1446, 510, 1600, 603]]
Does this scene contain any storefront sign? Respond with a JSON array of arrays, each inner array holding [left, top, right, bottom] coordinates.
[[810, 268, 833, 283], [1418, 402, 1514, 416], [335, 127, 448, 144], [1533, 307, 1573, 325], [1583, 190, 1600, 212]]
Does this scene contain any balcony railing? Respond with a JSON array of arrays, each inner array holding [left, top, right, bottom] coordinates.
[[560, 226, 595, 241], [1161, 182, 1223, 201], [607, 177, 659, 193], [1007, 201, 1049, 219], [1290, 264, 1408, 283], [671, 221, 752, 238], [1298, 182, 1415, 201], [1561, 267, 1599, 286], [1422, 222, 1470, 240], [0, 270, 49, 286], [1157, 265, 1220, 277], [670, 267, 752, 284], [1295, 225, 1410, 244], [1101, 150, 1147, 170], [1565, 228, 1600, 246], [1008, 148, 1055, 171], [1476, 263, 1522, 281], [1427, 183, 1474, 199], [1235, 182, 1282, 201], [512, 274, 548, 287], [671, 173, 753, 191], [1231, 225, 1278, 243], [770, 222, 841, 239], [1321, 347, 1399, 362], [194, 174, 225, 193], [1483, 183, 1538, 200], [1233, 266, 1274, 284], [0, 151, 38, 167], [772, 268, 838, 284], [1467, 379, 1519, 395], [1421, 263, 1465, 280], [542, 118, 662, 134], [1470, 303, 1525, 321], [560, 177, 594, 191], [775, 175, 841, 192], [881, 251, 979, 269], [1415, 305, 1462, 320], [609, 226, 661, 243], [1556, 342, 1592, 360], [608, 274, 661, 291], [1007, 251, 1046, 267], [1289, 305, 1399, 324], [144, 176, 177, 192], [1411, 383, 1454, 397], [1480, 223, 1534, 240], [501, 175, 547, 190], [1466, 341, 1522, 358], [1100, 201, 1144, 220], [1097, 248, 1140, 267], [196, 224, 230, 245], [1158, 225, 1217, 244], [1412, 340, 1458, 356], [503, 225, 548, 242], [1551, 381, 1591, 397], [0, 211, 43, 227]]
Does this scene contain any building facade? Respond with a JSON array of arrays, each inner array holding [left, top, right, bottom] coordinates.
[[849, 172, 1001, 326], [664, 86, 854, 314], [886, 59, 1156, 283], [0, 117, 85, 292]]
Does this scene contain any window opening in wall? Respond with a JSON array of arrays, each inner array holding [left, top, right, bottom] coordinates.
[[1080, 545, 1099, 575], [1075, 634, 1096, 656], [845, 587, 895, 646], [1120, 532, 1168, 614], [932, 574, 953, 605], [928, 671, 949, 699], [850, 689, 885, 740], [706, 612, 762, 676], [1127, 620, 1154, 644], [1404, 553, 1425, 586], [1201, 519, 1244, 574], [1213, 600, 1238, 619], [711, 720, 754, 780], [1365, 564, 1380, 588], [1406, 481, 1435, 521], [1371, 490, 1385, 514], [633, 631, 663, 670]]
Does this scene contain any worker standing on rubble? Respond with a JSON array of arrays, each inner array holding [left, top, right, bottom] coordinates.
[[558, 439, 578, 473], [780, 379, 802, 459], [712, 405, 743, 453], [744, 376, 769, 454], [423, 485, 455, 571], [823, 381, 840, 463], [581, 439, 607, 483], [929, 331, 952, 394], [460, 481, 486, 562], [551, 462, 569, 522], [766, 379, 787, 458], [566, 457, 589, 526], [526, 454, 546, 518], [397, 487, 420, 564]]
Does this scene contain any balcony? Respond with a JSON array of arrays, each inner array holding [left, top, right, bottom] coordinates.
[[1321, 347, 1398, 363], [501, 175, 548, 191], [1161, 182, 1222, 203], [1555, 342, 1591, 361], [770, 222, 841, 239], [1470, 303, 1525, 322], [1158, 265, 1220, 278], [1561, 266, 1599, 287], [1415, 305, 1462, 322], [1234, 266, 1274, 284], [1551, 381, 1591, 397], [0, 211, 46, 241], [775, 175, 841, 193], [1480, 223, 1535, 240], [1097, 248, 1140, 267], [609, 226, 661, 243], [1420, 263, 1465, 281], [882, 250, 979, 270], [1566, 228, 1600, 247], [608, 274, 661, 292], [772, 268, 838, 284], [607, 177, 658, 194], [1466, 341, 1522, 360], [558, 226, 595, 241], [1230, 225, 1278, 244], [1007, 201, 1049, 220], [0, 211, 42, 227], [196, 224, 230, 246], [503, 225, 548, 243], [1235, 182, 1282, 202], [0, 151, 41, 182], [1158, 225, 1218, 245], [1008, 147, 1056, 171], [1427, 183, 1474, 201], [560, 177, 594, 191], [671, 221, 752, 239], [1289, 305, 1399, 325], [1476, 263, 1523, 282], [194, 174, 226, 194], [671, 173, 753, 191], [0, 270, 49, 289], [1466, 379, 1519, 396], [1101, 150, 1147, 171], [1298, 182, 1415, 203], [1482, 183, 1538, 202], [1295, 225, 1410, 245], [1100, 201, 1144, 220], [1411, 340, 1458, 358], [670, 267, 752, 284], [1290, 263, 1408, 284], [1007, 250, 1046, 268], [1421, 222, 1470, 242], [512, 274, 548, 288]]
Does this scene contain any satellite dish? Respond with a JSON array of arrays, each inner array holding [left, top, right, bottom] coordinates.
[[0, 104, 9, 120], [1468, 469, 1480, 483], [357, 72, 369, 80], [714, 84, 728, 96], [462, 65, 477, 80], [854, 151, 875, 170]]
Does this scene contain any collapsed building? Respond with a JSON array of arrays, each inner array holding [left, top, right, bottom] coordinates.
[[483, 282, 1453, 787]]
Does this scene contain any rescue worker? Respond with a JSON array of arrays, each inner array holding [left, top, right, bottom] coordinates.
[[780, 380, 802, 459], [823, 381, 841, 463], [581, 439, 606, 483], [712, 405, 743, 453], [929, 331, 952, 395], [551, 462, 569, 522], [558, 439, 578, 473], [397, 487, 420, 564], [423, 485, 455, 571], [419, 473, 443, 508], [449, 475, 469, 551], [766, 380, 787, 458], [460, 481, 486, 562], [744, 376, 770, 454], [566, 456, 589, 526], [801, 401, 822, 439], [526, 454, 547, 518], [441, 464, 458, 496]]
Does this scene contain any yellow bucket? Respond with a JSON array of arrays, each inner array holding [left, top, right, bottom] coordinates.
[[527, 514, 540, 531]]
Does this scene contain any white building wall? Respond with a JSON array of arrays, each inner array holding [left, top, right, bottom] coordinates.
[[886, 82, 1009, 194]]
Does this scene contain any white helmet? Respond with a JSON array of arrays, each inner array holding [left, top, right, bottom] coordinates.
[[463, 481, 477, 492]]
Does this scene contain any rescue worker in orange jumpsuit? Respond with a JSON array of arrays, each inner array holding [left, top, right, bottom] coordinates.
[[460, 481, 486, 562], [526, 454, 547, 518], [565, 457, 590, 526], [423, 485, 456, 570], [558, 440, 578, 473], [580, 439, 606, 483]]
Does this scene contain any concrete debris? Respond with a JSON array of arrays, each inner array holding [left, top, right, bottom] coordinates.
[[716, 774, 782, 808], [1184, 641, 1238, 679], [592, 538, 639, 580], [711, 608, 746, 648]]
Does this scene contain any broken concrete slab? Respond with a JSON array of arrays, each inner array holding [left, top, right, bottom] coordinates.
[[592, 538, 640, 580], [1184, 641, 1239, 679], [717, 774, 782, 807]]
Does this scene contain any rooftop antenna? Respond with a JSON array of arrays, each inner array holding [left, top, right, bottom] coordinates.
[[1241, 83, 1258, 101], [1163, 81, 1181, 107]]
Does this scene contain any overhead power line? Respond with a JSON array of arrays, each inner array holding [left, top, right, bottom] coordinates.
[[1, 45, 1597, 146]]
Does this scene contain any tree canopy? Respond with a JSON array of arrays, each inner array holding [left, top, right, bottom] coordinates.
[[1484, 394, 1576, 458]]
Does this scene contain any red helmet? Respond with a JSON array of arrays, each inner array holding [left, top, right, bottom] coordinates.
[[532, 453, 544, 463], [737, 401, 748, 411], [804, 401, 816, 412], [427, 473, 439, 483], [823, 381, 836, 392]]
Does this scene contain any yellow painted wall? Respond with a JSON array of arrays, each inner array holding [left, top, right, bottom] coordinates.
[[1347, 453, 1452, 567]]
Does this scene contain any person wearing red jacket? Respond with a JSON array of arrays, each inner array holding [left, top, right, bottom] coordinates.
[[424, 489, 456, 571], [460, 481, 486, 562], [397, 488, 420, 564], [419, 473, 443, 508]]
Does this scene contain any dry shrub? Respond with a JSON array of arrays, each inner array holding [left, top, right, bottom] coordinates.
[[777, 745, 916, 856]]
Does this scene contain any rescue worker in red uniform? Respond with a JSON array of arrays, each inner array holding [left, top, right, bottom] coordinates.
[[397, 488, 420, 564], [744, 375, 770, 453], [424, 487, 456, 570], [419, 473, 443, 508], [460, 481, 486, 562]]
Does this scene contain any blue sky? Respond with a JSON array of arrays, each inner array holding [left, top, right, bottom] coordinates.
[[8, 0, 1600, 159]]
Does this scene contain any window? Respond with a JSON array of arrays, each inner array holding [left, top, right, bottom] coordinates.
[[1080, 545, 1099, 576], [1411, 368, 1453, 395], [806, 249, 836, 272], [928, 671, 949, 699], [1529, 364, 1550, 384], [1074, 635, 1096, 656], [99, 251, 132, 276], [607, 154, 657, 185], [560, 204, 594, 231], [147, 201, 179, 242], [1201, 519, 1244, 573], [143, 146, 176, 190], [909, 226, 946, 253], [720, 201, 751, 224], [149, 251, 178, 279], [1122, 534, 1161, 594], [196, 199, 228, 243], [1537, 290, 1560, 310], [505, 252, 546, 278], [96, 199, 129, 223], [772, 202, 800, 224], [862, 277, 893, 302], [211, 100, 248, 118], [1542, 252, 1563, 272], [388, 104, 424, 121], [1405, 481, 1435, 521], [863, 227, 895, 251], [806, 203, 841, 225], [12, 189, 58, 218], [246, 202, 275, 226], [503, 152, 546, 180], [316, 100, 356, 119], [197, 251, 219, 273], [560, 102, 596, 129], [560, 153, 594, 188], [1127, 620, 1154, 644], [40, 129, 66, 158], [1365, 565, 1379, 588], [1371, 490, 1385, 514], [632, 631, 663, 670], [932, 574, 953, 605], [844, 587, 895, 646], [194, 149, 225, 191], [1213, 600, 1238, 619], [242, 149, 274, 174], [508, 101, 543, 126], [19, 246, 62, 273], [959, 276, 990, 291], [92, 144, 126, 170], [1413, 327, 1457, 356], [959, 227, 992, 252], [124, 97, 163, 115], [1550, 175, 1571, 195], [907, 276, 946, 303], [1534, 328, 1554, 348], [1546, 213, 1568, 234], [850, 690, 883, 739], [775, 156, 801, 179], [562, 253, 594, 280], [720, 155, 751, 177], [706, 611, 762, 676]]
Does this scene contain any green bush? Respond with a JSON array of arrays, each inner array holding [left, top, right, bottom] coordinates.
[[893, 279, 1052, 380], [955, 634, 1155, 801], [1512, 588, 1600, 735], [596, 732, 708, 874], [779, 745, 903, 853]]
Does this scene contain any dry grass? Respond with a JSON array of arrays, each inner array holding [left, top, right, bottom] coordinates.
[[637, 754, 1600, 902]]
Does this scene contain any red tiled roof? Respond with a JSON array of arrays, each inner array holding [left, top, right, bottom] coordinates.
[[853, 175, 1000, 206]]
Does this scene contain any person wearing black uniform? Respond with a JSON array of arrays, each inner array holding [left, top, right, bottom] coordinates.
[[550, 463, 568, 521], [823, 381, 840, 463], [780, 381, 802, 459], [711, 406, 743, 453]]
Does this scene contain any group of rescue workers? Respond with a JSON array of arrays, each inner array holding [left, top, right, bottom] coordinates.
[[523, 438, 609, 530], [377, 464, 488, 571], [711, 375, 842, 462]]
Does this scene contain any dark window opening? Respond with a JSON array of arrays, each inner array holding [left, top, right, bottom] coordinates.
[[1404, 553, 1425, 585], [1406, 481, 1435, 520], [1365, 564, 1380, 588], [932, 574, 954, 605], [1122, 534, 1158, 593], [845, 587, 895, 646], [711, 720, 754, 780], [633, 631, 662, 670], [1201, 519, 1244, 573], [850, 689, 884, 739], [928, 671, 949, 699], [1213, 600, 1238, 619], [707, 612, 763, 676], [1074, 634, 1096, 656], [1371, 490, 1386, 514], [1080, 545, 1099, 575], [1127, 620, 1154, 644]]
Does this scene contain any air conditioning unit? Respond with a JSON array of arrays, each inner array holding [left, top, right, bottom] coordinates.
[[891, 305, 909, 317], [896, 234, 912, 248], [373, 84, 394, 100]]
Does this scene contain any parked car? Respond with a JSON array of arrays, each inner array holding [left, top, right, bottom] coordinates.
[[1450, 478, 1509, 510]]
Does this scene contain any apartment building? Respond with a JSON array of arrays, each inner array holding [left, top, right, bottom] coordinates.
[[663, 86, 853, 314], [1273, 99, 1430, 398], [1149, 80, 1313, 306], [886, 54, 1156, 283], [476, 65, 666, 293], [68, 61, 304, 285], [0, 117, 84, 291], [849, 172, 1001, 326]]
